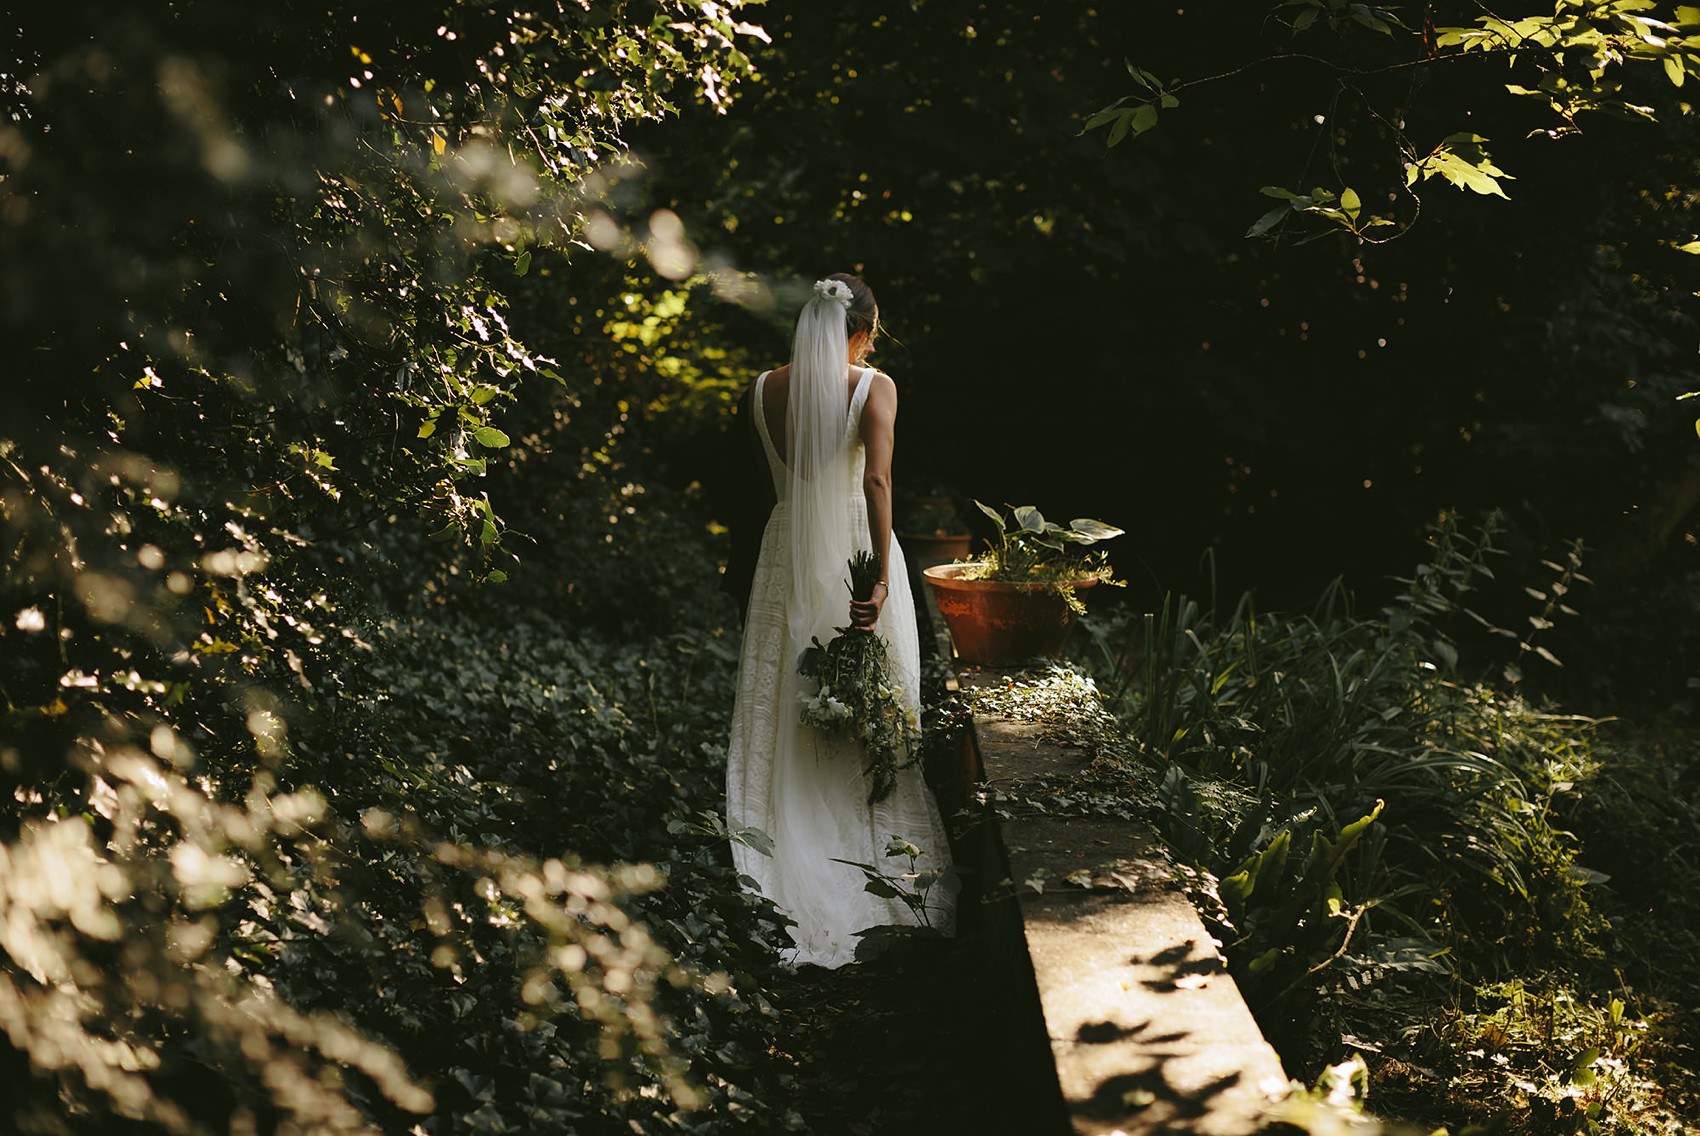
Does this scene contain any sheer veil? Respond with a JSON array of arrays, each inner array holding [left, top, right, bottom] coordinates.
[[786, 283, 855, 646]]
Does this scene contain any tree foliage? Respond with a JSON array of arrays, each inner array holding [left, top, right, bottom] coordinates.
[[1087, 0, 1700, 240], [644, 1, 1698, 709], [0, 2, 779, 1131]]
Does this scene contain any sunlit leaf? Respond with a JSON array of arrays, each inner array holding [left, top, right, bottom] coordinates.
[[1069, 519, 1124, 541], [1340, 186, 1361, 221], [1013, 505, 1046, 533]]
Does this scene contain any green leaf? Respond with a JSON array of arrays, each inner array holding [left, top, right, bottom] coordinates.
[[1012, 505, 1046, 533], [1340, 186, 1361, 222], [469, 385, 500, 405], [417, 417, 438, 439], [1069, 518, 1125, 542], [1246, 204, 1289, 239], [1107, 110, 1133, 146], [1412, 135, 1514, 199], [479, 519, 498, 545], [1125, 61, 1157, 91], [1082, 107, 1124, 132], [472, 426, 510, 448], [1349, 5, 1392, 33], [1666, 54, 1686, 85], [1129, 103, 1159, 137], [514, 250, 532, 276], [735, 825, 776, 856], [484, 569, 509, 583], [1159, 93, 1180, 109], [884, 836, 922, 858]]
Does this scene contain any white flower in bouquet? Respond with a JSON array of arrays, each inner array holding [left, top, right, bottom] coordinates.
[[795, 551, 923, 804]]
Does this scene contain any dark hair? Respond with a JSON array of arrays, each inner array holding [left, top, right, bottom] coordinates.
[[826, 272, 878, 338]]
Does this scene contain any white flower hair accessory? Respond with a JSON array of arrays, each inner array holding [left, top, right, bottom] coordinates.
[[813, 278, 853, 310]]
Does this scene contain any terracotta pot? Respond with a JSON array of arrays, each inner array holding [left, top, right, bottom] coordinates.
[[898, 530, 974, 568], [921, 563, 1098, 665]]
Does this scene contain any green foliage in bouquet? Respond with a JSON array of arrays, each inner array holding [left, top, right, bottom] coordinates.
[[796, 552, 921, 804]]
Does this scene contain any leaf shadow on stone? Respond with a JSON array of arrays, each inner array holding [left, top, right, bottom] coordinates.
[[1079, 1067, 1244, 1125]]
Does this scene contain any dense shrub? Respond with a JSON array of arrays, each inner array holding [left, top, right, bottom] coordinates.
[[0, 2, 783, 1131], [259, 498, 798, 1133], [1063, 515, 1700, 1131]]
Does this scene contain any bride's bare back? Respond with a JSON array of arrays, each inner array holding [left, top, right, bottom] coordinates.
[[758, 363, 875, 454], [758, 362, 899, 624]]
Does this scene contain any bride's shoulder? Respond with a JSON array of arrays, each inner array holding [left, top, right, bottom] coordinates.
[[861, 367, 897, 396]]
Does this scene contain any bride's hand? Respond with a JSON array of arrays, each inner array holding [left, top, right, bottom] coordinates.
[[849, 581, 888, 629]]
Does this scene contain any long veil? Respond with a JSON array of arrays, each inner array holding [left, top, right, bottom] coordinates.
[[786, 285, 854, 646]]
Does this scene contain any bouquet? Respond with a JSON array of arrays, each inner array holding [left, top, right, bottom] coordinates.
[[797, 551, 921, 804]]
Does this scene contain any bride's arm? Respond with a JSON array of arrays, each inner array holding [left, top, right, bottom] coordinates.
[[852, 373, 898, 628]]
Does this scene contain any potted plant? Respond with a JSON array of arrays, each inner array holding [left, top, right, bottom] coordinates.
[[922, 502, 1122, 665], [897, 494, 973, 567]]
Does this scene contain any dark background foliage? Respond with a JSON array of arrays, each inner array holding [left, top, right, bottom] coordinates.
[[639, 0, 1700, 705]]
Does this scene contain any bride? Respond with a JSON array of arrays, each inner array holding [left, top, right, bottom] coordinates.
[[725, 273, 956, 968]]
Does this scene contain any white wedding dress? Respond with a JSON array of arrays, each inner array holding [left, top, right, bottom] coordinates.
[[726, 367, 956, 968]]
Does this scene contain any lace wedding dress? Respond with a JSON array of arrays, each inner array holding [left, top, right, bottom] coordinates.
[[725, 367, 956, 968]]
